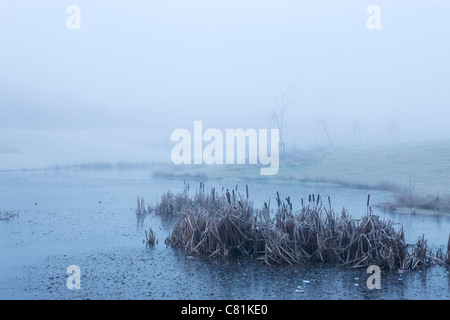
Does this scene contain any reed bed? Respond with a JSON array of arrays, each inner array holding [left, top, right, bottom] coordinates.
[[166, 188, 255, 258], [148, 185, 449, 270], [153, 182, 231, 216]]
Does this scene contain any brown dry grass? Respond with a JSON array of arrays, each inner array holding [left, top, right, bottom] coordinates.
[[146, 184, 449, 270]]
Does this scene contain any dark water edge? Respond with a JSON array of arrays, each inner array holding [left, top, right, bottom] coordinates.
[[0, 169, 449, 300]]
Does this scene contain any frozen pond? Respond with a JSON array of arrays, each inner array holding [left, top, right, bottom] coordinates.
[[0, 168, 449, 299]]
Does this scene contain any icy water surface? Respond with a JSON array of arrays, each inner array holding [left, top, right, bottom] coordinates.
[[0, 168, 449, 299]]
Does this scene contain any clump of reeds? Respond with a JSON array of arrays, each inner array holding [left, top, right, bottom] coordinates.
[[165, 184, 256, 257], [154, 182, 234, 217], [252, 194, 421, 269], [159, 186, 449, 270], [435, 235, 450, 266], [136, 196, 151, 227], [153, 183, 194, 216], [136, 196, 147, 215], [145, 228, 157, 247]]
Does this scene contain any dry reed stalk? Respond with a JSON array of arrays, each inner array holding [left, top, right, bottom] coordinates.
[[145, 228, 157, 247]]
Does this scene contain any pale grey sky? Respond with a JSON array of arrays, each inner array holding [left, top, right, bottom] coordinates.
[[1, 0, 449, 152]]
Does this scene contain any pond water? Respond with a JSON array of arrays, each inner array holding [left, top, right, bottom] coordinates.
[[0, 168, 449, 299]]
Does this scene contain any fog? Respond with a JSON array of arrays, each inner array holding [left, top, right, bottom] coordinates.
[[1, 0, 449, 169]]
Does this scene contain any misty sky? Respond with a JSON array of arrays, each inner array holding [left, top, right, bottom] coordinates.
[[1, 0, 450, 151]]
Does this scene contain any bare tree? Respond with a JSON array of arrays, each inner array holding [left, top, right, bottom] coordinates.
[[272, 83, 295, 158]]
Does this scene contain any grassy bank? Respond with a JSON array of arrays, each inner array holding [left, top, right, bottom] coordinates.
[[152, 139, 450, 214]]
